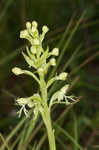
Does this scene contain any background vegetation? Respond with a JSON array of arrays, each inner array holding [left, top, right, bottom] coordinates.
[[0, 0, 99, 149]]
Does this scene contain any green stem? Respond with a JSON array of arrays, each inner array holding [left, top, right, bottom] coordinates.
[[44, 108, 56, 150], [39, 71, 56, 150]]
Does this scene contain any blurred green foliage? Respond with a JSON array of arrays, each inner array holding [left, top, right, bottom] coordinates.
[[0, 0, 99, 149]]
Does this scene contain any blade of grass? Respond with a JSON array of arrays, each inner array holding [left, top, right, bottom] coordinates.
[[0, 0, 14, 22], [18, 111, 38, 150], [24, 114, 38, 145], [73, 113, 78, 150], [49, 11, 86, 79], [80, 82, 99, 92], [44, 34, 62, 46], [55, 123, 83, 150], [69, 51, 99, 77], [31, 142, 37, 150], [63, 44, 82, 71], [81, 19, 99, 29], [0, 133, 10, 150], [10, 133, 21, 150], [58, 14, 75, 48], [77, 44, 99, 59], [0, 45, 26, 67], [17, 123, 28, 150], [1, 89, 17, 98], [0, 117, 26, 150], [10, 117, 35, 150], [56, 136, 67, 150], [0, 50, 19, 66], [23, 114, 41, 149], [35, 134, 47, 150], [92, 145, 99, 149]]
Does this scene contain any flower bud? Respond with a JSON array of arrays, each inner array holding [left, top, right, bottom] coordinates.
[[20, 30, 29, 38], [12, 67, 24, 75], [26, 22, 31, 29], [50, 58, 56, 66], [52, 48, 59, 56], [42, 25, 49, 34], [32, 21, 38, 28], [61, 84, 69, 93], [30, 46, 36, 54], [58, 72, 68, 80]]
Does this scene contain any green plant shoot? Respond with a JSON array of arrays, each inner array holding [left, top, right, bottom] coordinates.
[[12, 21, 76, 150]]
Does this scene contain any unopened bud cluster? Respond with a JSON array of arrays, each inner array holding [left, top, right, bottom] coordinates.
[[13, 21, 59, 75]]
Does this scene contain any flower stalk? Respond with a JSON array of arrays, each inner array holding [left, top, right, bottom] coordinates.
[[12, 21, 75, 150], [38, 70, 56, 150]]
